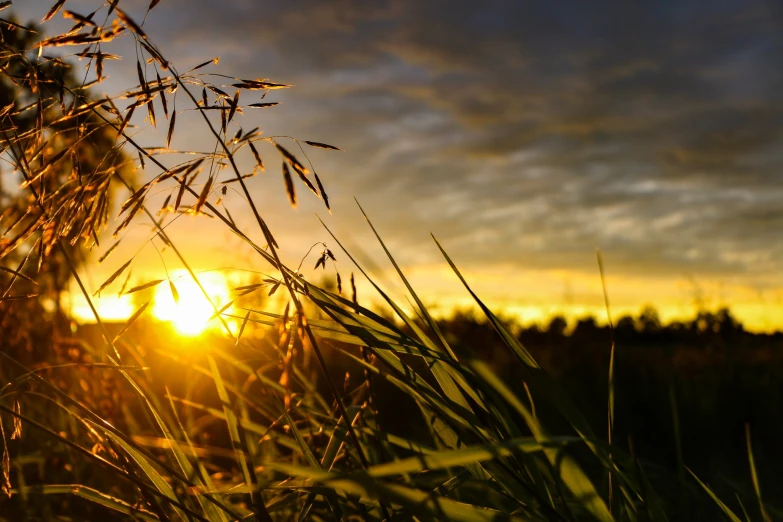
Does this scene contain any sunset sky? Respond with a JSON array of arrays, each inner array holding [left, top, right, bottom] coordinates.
[[15, 0, 783, 331]]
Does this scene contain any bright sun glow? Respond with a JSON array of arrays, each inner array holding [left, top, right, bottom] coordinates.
[[152, 271, 233, 336]]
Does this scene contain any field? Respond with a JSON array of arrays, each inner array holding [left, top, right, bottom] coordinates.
[[0, 2, 780, 521]]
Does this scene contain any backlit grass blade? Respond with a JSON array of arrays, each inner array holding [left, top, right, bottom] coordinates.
[[169, 396, 301, 453], [278, 398, 321, 470], [157, 348, 283, 423], [276, 397, 346, 520], [306, 283, 487, 407], [207, 354, 272, 521], [165, 389, 230, 522], [321, 406, 362, 470], [472, 361, 614, 522], [0, 352, 241, 520], [597, 249, 617, 513], [631, 459, 669, 522], [687, 468, 743, 522], [366, 437, 578, 478], [304, 286, 456, 361], [207, 355, 254, 496], [112, 361, 243, 522], [356, 201, 456, 360], [305, 297, 491, 468], [112, 300, 150, 342], [316, 305, 489, 439], [736, 493, 752, 522], [0, 402, 205, 521], [745, 424, 771, 522], [432, 235, 537, 368], [101, 429, 191, 521], [318, 219, 487, 415], [267, 462, 523, 522], [315, 326, 519, 496], [13, 484, 159, 521], [433, 236, 602, 443]]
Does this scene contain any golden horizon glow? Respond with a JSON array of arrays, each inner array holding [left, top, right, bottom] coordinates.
[[151, 271, 233, 336], [69, 261, 783, 334]]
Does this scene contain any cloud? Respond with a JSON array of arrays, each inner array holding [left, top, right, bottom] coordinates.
[[19, 0, 783, 287]]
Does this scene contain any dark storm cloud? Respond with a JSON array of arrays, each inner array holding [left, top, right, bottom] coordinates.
[[19, 0, 783, 279]]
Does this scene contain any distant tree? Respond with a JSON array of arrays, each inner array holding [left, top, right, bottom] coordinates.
[[715, 306, 742, 336], [616, 315, 636, 337], [694, 310, 719, 334], [637, 304, 661, 332], [546, 315, 568, 336], [572, 316, 599, 337], [0, 19, 129, 336]]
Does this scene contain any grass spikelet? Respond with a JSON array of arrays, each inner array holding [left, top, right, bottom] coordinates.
[[169, 280, 179, 303], [174, 172, 189, 210], [124, 279, 165, 294], [115, 7, 147, 40], [195, 175, 214, 214], [248, 141, 265, 171], [147, 100, 156, 128], [98, 241, 120, 264], [314, 172, 330, 211], [295, 164, 318, 196], [228, 90, 240, 123], [304, 140, 342, 151], [274, 142, 308, 174], [282, 162, 296, 208], [117, 103, 136, 137], [113, 300, 151, 342], [95, 259, 132, 296], [42, 0, 67, 23], [158, 73, 168, 117]]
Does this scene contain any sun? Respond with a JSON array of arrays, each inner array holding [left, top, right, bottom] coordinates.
[[152, 271, 233, 336]]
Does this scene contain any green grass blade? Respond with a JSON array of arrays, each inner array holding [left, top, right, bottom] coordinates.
[[736, 493, 752, 522], [321, 406, 362, 470], [669, 384, 684, 478], [166, 390, 230, 522], [207, 355, 272, 522], [13, 484, 160, 521], [268, 462, 524, 522], [101, 428, 192, 521], [354, 201, 457, 360], [317, 220, 488, 416], [745, 424, 770, 522], [473, 362, 614, 522], [170, 396, 301, 453], [433, 237, 603, 442], [278, 398, 322, 470], [687, 467, 743, 522], [367, 437, 579, 478]]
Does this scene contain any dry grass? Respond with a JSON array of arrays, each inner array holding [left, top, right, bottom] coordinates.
[[0, 2, 773, 521]]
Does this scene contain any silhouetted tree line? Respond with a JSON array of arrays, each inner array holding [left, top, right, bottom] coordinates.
[[435, 305, 783, 504]]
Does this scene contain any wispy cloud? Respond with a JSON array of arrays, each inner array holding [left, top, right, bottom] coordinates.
[[18, 0, 783, 312]]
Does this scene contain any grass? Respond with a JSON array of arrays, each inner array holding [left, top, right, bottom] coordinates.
[[0, 2, 776, 520]]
